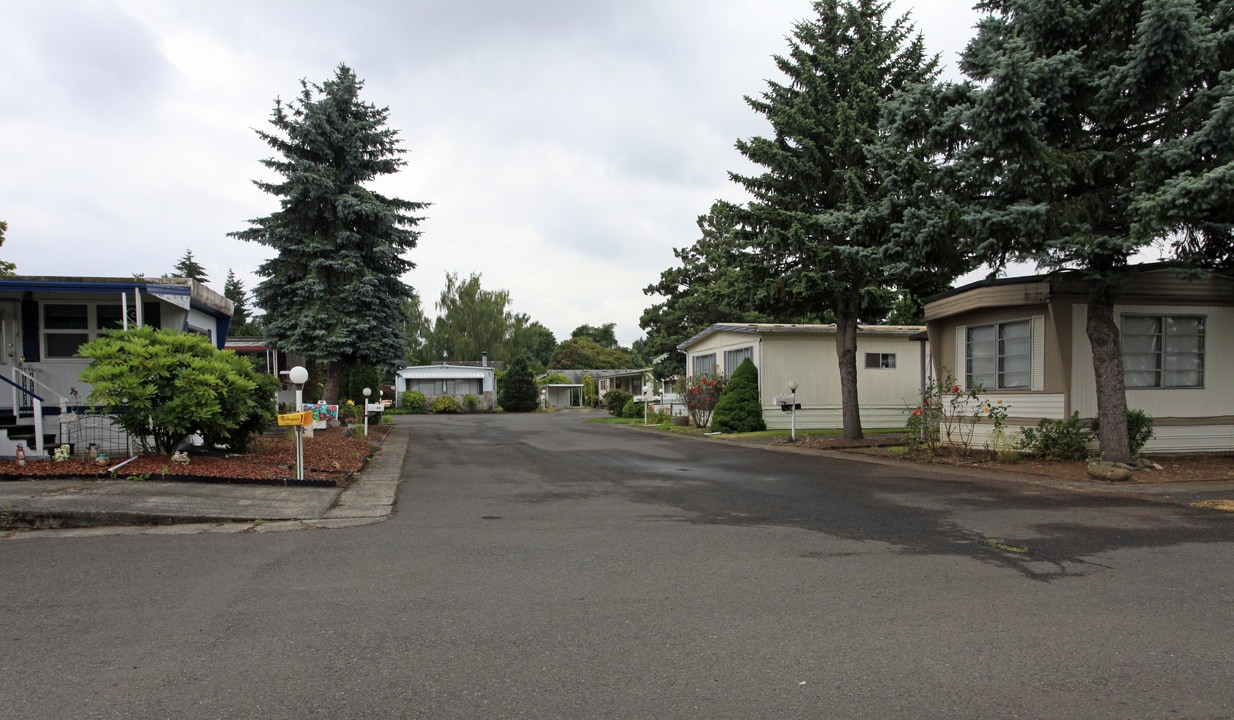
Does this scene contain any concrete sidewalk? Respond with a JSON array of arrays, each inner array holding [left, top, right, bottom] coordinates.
[[0, 424, 409, 539]]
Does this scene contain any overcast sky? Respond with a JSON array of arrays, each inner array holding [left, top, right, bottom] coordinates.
[[2, 0, 985, 348]]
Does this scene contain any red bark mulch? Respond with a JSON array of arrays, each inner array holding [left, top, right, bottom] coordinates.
[[0, 425, 391, 486]]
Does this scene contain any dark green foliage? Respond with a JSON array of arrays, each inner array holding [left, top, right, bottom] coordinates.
[[919, 0, 1234, 461], [603, 389, 632, 417], [710, 358, 767, 433], [342, 364, 382, 405], [640, 202, 775, 380], [621, 399, 647, 419], [571, 323, 619, 349], [725, 0, 941, 440], [499, 355, 539, 412], [223, 269, 251, 332], [1017, 413, 1096, 461], [400, 390, 426, 412], [430, 395, 462, 414], [548, 337, 634, 370], [0, 220, 13, 276], [229, 64, 428, 398], [173, 248, 209, 283], [78, 327, 277, 454], [463, 394, 479, 412], [1092, 409, 1157, 457], [199, 370, 280, 453]]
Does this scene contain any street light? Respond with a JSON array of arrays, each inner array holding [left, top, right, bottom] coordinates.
[[289, 365, 309, 481], [362, 387, 371, 438], [788, 380, 799, 442]]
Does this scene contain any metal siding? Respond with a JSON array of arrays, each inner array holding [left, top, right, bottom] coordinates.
[[1072, 303, 1233, 420]]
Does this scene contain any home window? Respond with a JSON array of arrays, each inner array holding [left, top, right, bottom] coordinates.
[[43, 304, 90, 358], [724, 346, 753, 372], [1123, 315, 1204, 388], [692, 353, 716, 376], [864, 352, 896, 369], [966, 320, 1031, 390]]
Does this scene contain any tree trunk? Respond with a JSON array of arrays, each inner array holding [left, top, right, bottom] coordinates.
[[835, 291, 864, 441], [1086, 291, 1132, 462], [323, 361, 347, 405]]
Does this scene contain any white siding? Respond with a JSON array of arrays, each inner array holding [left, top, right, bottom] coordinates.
[[1071, 303, 1234, 420]]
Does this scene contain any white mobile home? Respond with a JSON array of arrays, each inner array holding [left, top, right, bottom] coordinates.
[[678, 323, 928, 430]]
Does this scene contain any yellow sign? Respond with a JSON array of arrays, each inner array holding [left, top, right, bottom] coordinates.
[[277, 411, 313, 427]]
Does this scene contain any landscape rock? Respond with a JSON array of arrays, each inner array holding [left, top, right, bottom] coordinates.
[[1087, 463, 1133, 482]]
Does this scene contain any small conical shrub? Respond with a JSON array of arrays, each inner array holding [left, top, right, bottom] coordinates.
[[710, 358, 766, 433], [499, 355, 540, 412]]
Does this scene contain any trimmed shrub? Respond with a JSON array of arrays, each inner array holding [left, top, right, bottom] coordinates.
[[430, 395, 462, 414], [710, 358, 766, 433], [1017, 412, 1095, 460], [603, 389, 632, 417], [463, 394, 479, 412], [400, 390, 427, 413], [499, 355, 540, 412], [622, 399, 647, 418], [1091, 408, 1156, 456]]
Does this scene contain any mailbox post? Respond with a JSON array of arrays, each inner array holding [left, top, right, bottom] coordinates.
[[289, 366, 309, 480], [788, 380, 798, 442], [362, 387, 372, 438]]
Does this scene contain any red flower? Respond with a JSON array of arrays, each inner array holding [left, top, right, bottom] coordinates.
[[952, 385, 960, 393], [911, 408, 922, 416]]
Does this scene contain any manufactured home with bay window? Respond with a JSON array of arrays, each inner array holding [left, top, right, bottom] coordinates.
[[923, 265, 1234, 453]]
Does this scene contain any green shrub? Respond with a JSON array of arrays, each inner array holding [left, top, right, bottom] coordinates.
[[1091, 408, 1156, 456], [78, 326, 277, 454], [603, 389, 632, 417], [622, 399, 649, 418], [430, 395, 463, 414], [400, 391, 427, 413], [499, 355, 540, 412], [710, 358, 767, 433], [1017, 412, 1095, 460], [463, 394, 479, 412]]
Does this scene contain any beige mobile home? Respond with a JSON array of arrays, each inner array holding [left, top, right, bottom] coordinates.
[[923, 265, 1234, 453], [677, 323, 928, 430]]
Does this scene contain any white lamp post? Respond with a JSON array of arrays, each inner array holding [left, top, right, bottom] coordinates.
[[289, 366, 309, 480], [788, 379, 799, 442], [362, 387, 371, 437]]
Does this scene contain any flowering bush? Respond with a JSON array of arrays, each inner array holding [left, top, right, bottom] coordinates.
[[683, 371, 725, 428], [905, 374, 1010, 457]]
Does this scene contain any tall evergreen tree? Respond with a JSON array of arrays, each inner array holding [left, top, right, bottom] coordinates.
[[0, 220, 14, 276], [230, 64, 427, 402], [223, 268, 251, 331], [936, 0, 1234, 461], [641, 201, 775, 380], [174, 248, 208, 283], [728, 0, 939, 440]]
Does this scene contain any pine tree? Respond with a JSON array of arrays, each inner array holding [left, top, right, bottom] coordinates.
[[223, 268, 251, 331], [173, 249, 209, 283], [229, 64, 428, 402], [938, 0, 1234, 461], [0, 220, 14, 276], [499, 355, 540, 412], [710, 358, 767, 433], [727, 0, 939, 440]]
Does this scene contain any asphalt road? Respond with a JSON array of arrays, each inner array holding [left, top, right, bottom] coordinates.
[[3, 411, 1233, 719]]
